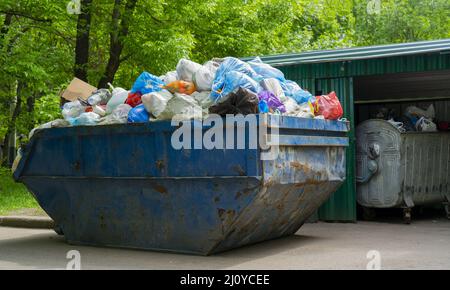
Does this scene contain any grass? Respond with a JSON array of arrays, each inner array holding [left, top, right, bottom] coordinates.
[[0, 167, 40, 215]]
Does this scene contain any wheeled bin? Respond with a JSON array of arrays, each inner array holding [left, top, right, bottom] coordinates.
[[356, 119, 450, 223], [14, 115, 349, 255]]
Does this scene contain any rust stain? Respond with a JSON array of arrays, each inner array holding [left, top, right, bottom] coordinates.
[[153, 184, 168, 194], [155, 160, 165, 171], [290, 161, 312, 173], [232, 166, 246, 176]]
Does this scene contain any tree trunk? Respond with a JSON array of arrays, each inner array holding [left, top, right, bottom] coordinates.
[[97, 0, 138, 88], [0, 13, 13, 49], [1, 82, 23, 167], [74, 0, 93, 82]]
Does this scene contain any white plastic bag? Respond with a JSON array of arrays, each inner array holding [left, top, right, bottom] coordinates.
[[415, 117, 437, 132], [176, 59, 203, 83], [141, 90, 174, 118], [161, 71, 178, 84], [193, 61, 219, 92], [405, 104, 435, 119], [387, 118, 406, 133], [69, 112, 101, 126], [282, 97, 314, 118], [260, 78, 286, 102], [192, 91, 214, 109], [106, 84, 129, 114], [28, 119, 70, 139], [158, 93, 203, 121], [62, 100, 85, 120], [99, 104, 132, 125]]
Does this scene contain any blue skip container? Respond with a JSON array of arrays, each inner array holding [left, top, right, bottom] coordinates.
[[14, 115, 349, 255]]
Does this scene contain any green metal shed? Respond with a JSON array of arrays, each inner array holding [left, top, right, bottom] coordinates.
[[254, 39, 450, 222]]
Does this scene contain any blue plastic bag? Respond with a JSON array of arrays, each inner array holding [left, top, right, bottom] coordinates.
[[248, 57, 286, 82], [131, 72, 165, 95], [258, 100, 269, 113], [258, 91, 286, 113], [128, 104, 150, 123], [283, 80, 315, 104], [211, 71, 262, 103], [214, 57, 260, 82]]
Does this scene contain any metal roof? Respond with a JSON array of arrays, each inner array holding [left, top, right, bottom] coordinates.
[[245, 39, 450, 66]]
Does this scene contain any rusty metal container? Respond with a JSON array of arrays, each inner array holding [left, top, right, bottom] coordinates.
[[356, 119, 450, 222], [14, 115, 349, 255]]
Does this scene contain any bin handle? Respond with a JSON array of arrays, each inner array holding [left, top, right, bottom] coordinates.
[[356, 143, 380, 184]]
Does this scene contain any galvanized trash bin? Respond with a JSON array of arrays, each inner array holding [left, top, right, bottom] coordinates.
[[356, 119, 450, 223], [14, 115, 349, 255]]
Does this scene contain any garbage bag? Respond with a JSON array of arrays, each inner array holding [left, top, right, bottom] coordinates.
[[158, 93, 203, 121], [211, 71, 261, 103], [260, 78, 286, 102], [214, 57, 260, 82], [192, 91, 214, 116], [130, 71, 164, 95], [176, 59, 203, 83], [87, 89, 111, 106], [141, 90, 174, 118], [258, 91, 286, 113], [164, 80, 196, 95], [106, 85, 129, 114], [258, 100, 270, 113], [283, 80, 315, 104], [314, 91, 343, 120], [69, 112, 101, 126], [62, 100, 86, 120], [404, 104, 435, 120], [415, 117, 437, 132], [128, 104, 150, 123], [28, 119, 70, 139], [248, 57, 285, 82], [209, 88, 259, 116], [161, 71, 178, 84], [125, 92, 143, 108], [193, 61, 219, 92], [99, 104, 132, 125]]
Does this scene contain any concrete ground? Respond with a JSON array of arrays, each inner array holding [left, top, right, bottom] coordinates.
[[0, 218, 449, 270]]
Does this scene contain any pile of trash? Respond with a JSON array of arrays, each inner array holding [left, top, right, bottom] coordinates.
[[30, 57, 344, 138], [378, 104, 440, 133]]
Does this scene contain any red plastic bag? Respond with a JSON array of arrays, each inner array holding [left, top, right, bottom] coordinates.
[[314, 91, 343, 120], [125, 92, 142, 108]]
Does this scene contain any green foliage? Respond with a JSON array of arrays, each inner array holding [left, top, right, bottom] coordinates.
[[0, 167, 38, 214]]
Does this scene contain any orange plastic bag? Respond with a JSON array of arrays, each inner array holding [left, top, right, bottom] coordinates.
[[314, 91, 343, 120], [164, 81, 196, 95]]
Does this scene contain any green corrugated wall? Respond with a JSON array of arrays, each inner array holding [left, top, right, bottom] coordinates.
[[278, 52, 450, 222]]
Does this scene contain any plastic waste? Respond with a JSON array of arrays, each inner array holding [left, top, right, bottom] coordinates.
[[87, 89, 111, 106], [158, 93, 203, 121], [388, 119, 406, 133], [314, 91, 343, 120], [161, 71, 178, 84], [141, 90, 174, 118], [296, 103, 315, 118], [211, 71, 261, 103], [99, 104, 132, 125], [258, 91, 286, 113], [131, 71, 165, 95], [283, 80, 315, 104], [106, 83, 129, 114], [192, 91, 214, 110], [212, 57, 260, 91], [28, 119, 71, 139], [415, 117, 437, 132], [193, 61, 219, 92], [128, 104, 150, 123], [260, 78, 286, 102], [125, 92, 143, 108], [176, 59, 203, 83], [164, 80, 196, 95], [405, 104, 435, 120], [209, 88, 259, 116], [258, 100, 269, 113], [247, 57, 285, 82], [69, 112, 101, 126], [62, 100, 86, 120]]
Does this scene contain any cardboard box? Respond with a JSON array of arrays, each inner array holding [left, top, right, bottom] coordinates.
[[61, 78, 97, 102]]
